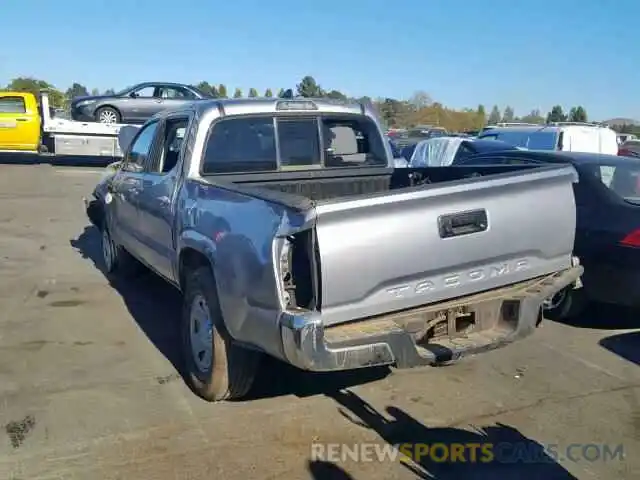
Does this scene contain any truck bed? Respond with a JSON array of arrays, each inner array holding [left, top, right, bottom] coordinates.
[[214, 164, 544, 204], [205, 163, 578, 327]]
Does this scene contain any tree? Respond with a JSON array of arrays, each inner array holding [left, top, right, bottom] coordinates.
[[568, 106, 587, 123], [326, 89, 347, 101], [218, 84, 228, 98], [520, 109, 545, 124], [233, 88, 243, 98], [408, 90, 432, 110], [487, 105, 501, 125], [65, 82, 89, 99], [264, 88, 273, 97], [296, 75, 323, 97], [277, 88, 286, 98], [91, 88, 100, 96], [248, 88, 258, 98], [104, 88, 116, 95], [546, 105, 566, 123], [501, 106, 515, 123], [195, 81, 213, 96], [210, 85, 219, 98], [476, 105, 486, 127], [7, 77, 66, 108]]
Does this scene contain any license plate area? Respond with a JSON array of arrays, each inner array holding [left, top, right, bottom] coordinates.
[[415, 307, 477, 342]]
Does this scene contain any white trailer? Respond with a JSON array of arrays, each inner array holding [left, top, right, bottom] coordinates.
[[39, 91, 128, 158]]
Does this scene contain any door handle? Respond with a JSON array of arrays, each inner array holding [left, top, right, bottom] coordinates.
[[154, 100, 163, 103], [15, 118, 28, 122]]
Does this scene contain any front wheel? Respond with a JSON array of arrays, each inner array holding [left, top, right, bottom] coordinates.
[[181, 266, 259, 402], [543, 286, 587, 321], [100, 224, 140, 276]]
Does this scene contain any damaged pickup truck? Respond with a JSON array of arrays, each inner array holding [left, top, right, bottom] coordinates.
[[86, 97, 583, 401]]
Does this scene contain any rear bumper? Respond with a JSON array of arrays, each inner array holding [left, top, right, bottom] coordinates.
[[280, 266, 583, 372]]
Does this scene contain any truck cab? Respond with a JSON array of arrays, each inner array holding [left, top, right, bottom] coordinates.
[[0, 91, 41, 152]]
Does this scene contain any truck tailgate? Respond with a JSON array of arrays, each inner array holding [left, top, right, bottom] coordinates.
[[313, 165, 578, 326]]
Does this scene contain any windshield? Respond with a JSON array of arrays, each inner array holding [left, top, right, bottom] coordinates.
[[583, 162, 640, 205], [479, 130, 558, 150], [114, 85, 134, 96]]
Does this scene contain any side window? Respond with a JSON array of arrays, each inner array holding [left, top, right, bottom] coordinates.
[[124, 122, 159, 172], [0, 96, 26, 113], [164, 87, 195, 99], [321, 116, 387, 167], [155, 117, 189, 174], [453, 143, 476, 163], [202, 117, 276, 174], [131, 86, 155, 98]]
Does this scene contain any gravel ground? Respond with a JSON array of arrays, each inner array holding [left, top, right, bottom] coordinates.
[[0, 162, 639, 480]]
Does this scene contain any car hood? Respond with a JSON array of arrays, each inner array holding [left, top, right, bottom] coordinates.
[[72, 95, 112, 104]]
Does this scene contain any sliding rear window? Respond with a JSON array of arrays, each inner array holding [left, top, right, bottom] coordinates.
[[201, 114, 387, 174]]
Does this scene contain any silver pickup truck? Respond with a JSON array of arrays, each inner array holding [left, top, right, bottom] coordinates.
[[85, 97, 583, 402]]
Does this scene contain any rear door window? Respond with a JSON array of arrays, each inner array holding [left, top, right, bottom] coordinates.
[[0, 96, 27, 114]]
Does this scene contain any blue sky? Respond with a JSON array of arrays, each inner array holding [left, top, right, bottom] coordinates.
[[1, 0, 638, 120]]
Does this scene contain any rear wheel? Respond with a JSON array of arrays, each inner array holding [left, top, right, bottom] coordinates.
[[181, 266, 259, 402], [543, 286, 587, 321]]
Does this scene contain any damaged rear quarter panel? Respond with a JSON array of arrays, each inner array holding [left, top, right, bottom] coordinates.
[[178, 179, 310, 358]]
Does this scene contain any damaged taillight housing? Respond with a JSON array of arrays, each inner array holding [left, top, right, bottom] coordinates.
[[276, 230, 319, 311]]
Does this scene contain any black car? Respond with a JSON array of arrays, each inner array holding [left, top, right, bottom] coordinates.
[[400, 138, 518, 164], [455, 149, 640, 318], [70, 82, 210, 124]]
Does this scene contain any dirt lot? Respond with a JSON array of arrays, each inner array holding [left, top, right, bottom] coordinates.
[[0, 162, 639, 479]]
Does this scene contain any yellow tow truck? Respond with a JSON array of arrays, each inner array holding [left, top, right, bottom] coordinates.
[[0, 90, 125, 159], [0, 91, 41, 151]]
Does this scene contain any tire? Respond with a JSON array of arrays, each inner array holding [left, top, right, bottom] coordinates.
[[543, 286, 587, 321], [95, 106, 121, 124], [100, 224, 139, 275], [181, 266, 259, 402]]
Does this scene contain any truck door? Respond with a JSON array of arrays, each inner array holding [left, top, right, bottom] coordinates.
[[108, 120, 160, 257], [135, 115, 189, 281], [0, 93, 40, 151]]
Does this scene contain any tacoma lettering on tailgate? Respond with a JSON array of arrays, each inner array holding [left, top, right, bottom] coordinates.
[[386, 259, 530, 299]]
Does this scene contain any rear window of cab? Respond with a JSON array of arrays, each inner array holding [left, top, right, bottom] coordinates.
[[201, 114, 388, 174]]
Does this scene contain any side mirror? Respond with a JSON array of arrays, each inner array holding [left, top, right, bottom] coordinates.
[[129, 92, 138, 98]]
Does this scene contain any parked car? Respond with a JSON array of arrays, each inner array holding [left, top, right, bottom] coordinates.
[[618, 139, 640, 158], [0, 91, 41, 151], [402, 137, 519, 166], [85, 97, 581, 402], [477, 123, 619, 155], [70, 82, 210, 124], [455, 149, 640, 318]]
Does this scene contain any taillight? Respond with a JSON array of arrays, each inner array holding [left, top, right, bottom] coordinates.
[[620, 229, 640, 247], [618, 148, 631, 156]]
